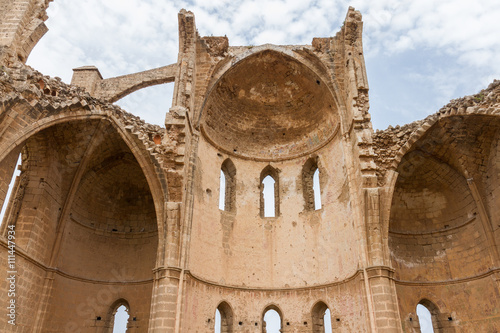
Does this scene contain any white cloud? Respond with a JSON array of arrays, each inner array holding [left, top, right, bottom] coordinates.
[[26, 0, 500, 129]]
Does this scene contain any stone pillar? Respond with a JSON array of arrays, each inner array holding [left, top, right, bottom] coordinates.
[[366, 267, 402, 332], [148, 267, 181, 332], [71, 66, 103, 95]]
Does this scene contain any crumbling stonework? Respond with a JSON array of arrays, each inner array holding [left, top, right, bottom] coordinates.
[[0, 2, 499, 333]]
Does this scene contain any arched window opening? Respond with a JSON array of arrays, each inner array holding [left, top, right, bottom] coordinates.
[[415, 299, 455, 333], [219, 170, 226, 210], [215, 302, 233, 333], [312, 302, 332, 333], [0, 152, 22, 228], [215, 308, 221, 333], [262, 176, 275, 217], [417, 304, 434, 333], [263, 308, 282, 333], [302, 157, 321, 211], [324, 308, 332, 332], [260, 166, 279, 218], [220, 159, 236, 212], [313, 168, 321, 210], [112, 305, 129, 333]]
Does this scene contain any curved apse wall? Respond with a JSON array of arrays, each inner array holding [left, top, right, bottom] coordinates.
[[190, 50, 357, 288]]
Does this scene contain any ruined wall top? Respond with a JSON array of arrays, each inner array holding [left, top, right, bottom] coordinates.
[[373, 79, 500, 186], [0, 0, 52, 65]]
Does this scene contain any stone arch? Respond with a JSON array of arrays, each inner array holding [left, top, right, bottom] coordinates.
[[416, 299, 456, 333], [0, 106, 167, 331], [105, 298, 131, 332], [216, 301, 234, 333], [391, 110, 500, 173], [302, 156, 321, 210], [0, 110, 168, 236], [96, 64, 177, 103], [261, 304, 283, 333], [311, 301, 332, 333], [386, 112, 500, 333], [198, 44, 343, 126], [198, 47, 343, 161], [260, 165, 280, 217], [383, 113, 500, 264], [220, 159, 236, 212]]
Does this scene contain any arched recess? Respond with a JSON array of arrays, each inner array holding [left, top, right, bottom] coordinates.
[[416, 299, 456, 333], [105, 299, 131, 332], [388, 115, 500, 282], [302, 157, 321, 210], [387, 114, 500, 332], [0, 110, 167, 236], [262, 304, 283, 333], [215, 301, 234, 333], [199, 48, 341, 161], [0, 115, 166, 331], [311, 301, 333, 333], [260, 166, 279, 218], [220, 159, 236, 212]]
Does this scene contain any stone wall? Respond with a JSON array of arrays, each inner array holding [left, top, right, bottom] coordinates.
[[0, 3, 499, 333]]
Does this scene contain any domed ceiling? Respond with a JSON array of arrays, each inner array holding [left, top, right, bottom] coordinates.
[[201, 50, 339, 160]]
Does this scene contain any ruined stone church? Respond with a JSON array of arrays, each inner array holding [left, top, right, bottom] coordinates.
[[1, 1, 499, 332]]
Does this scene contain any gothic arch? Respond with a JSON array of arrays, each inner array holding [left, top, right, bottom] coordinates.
[[416, 299, 456, 333], [0, 106, 168, 235], [302, 156, 321, 210], [261, 304, 284, 333], [197, 45, 343, 129], [105, 299, 131, 332], [260, 165, 280, 217], [216, 301, 234, 333], [311, 301, 332, 333], [220, 159, 236, 212]]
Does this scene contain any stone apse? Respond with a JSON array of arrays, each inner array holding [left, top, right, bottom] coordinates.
[[0, 1, 499, 332]]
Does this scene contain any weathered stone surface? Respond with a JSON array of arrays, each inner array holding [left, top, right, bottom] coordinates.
[[0, 3, 499, 333]]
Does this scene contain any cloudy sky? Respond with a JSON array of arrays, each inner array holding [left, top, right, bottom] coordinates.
[[27, 0, 500, 131]]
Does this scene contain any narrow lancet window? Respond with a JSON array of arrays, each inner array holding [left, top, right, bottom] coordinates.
[[323, 308, 332, 332], [215, 308, 221, 333], [417, 304, 435, 333], [112, 305, 129, 333], [312, 302, 332, 333], [219, 170, 226, 210], [215, 302, 233, 333], [263, 308, 282, 333], [313, 168, 321, 210], [303, 157, 321, 211], [262, 176, 275, 217], [220, 159, 236, 212], [260, 166, 279, 218]]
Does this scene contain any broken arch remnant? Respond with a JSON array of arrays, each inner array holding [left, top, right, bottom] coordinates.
[[0, 2, 499, 332]]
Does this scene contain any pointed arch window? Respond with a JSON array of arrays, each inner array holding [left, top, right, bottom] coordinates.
[[215, 301, 233, 333], [303, 157, 321, 210], [415, 299, 455, 333], [312, 302, 332, 333], [219, 159, 236, 212], [262, 306, 282, 333], [112, 304, 129, 333], [260, 166, 279, 218], [417, 304, 434, 333]]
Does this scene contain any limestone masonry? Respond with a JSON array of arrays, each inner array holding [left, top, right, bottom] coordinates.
[[0, 1, 499, 332]]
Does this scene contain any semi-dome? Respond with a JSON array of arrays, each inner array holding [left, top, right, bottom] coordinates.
[[201, 50, 339, 160]]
